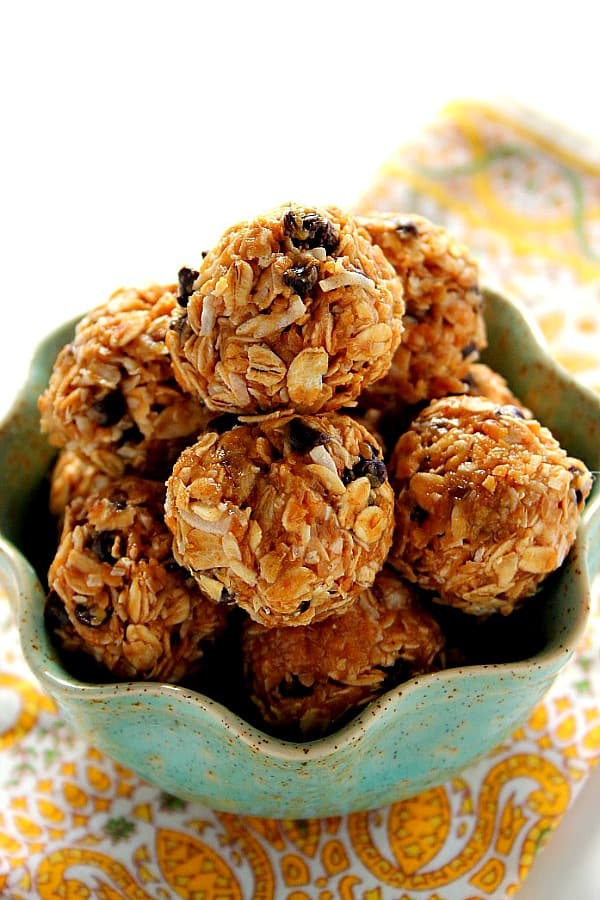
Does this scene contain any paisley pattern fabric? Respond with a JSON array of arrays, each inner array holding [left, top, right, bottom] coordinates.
[[2, 101, 599, 899]]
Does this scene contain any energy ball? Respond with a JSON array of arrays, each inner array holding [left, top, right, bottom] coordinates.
[[242, 567, 445, 739], [356, 213, 486, 407], [39, 285, 213, 477], [166, 204, 404, 415], [164, 412, 395, 627], [388, 395, 592, 615], [462, 362, 532, 415], [46, 476, 228, 682]]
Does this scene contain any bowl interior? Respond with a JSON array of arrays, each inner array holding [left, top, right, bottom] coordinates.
[[2, 291, 599, 670], [2, 292, 597, 651], [0, 289, 598, 815]]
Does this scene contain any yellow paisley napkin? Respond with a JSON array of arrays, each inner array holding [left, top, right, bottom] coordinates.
[[1, 100, 599, 900]]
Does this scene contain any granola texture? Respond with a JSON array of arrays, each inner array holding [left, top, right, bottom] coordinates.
[[388, 395, 592, 615], [242, 567, 445, 738], [46, 477, 228, 681], [39, 285, 213, 477], [165, 204, 405, 415], [357, 213, 486, 407], [164, 412, 395, 627]]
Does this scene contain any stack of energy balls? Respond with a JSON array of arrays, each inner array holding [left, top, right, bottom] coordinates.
[[39, 204, 592, 739]]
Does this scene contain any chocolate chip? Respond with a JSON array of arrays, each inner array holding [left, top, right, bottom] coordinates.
[[282, 263, 319, 298], [282, 210, 340, 254], [395, 219, 419, 237], [460, 341, 478, 359], [75, 603, 111, 628], [177, 266, 199, 307], [297, 600, 311, 614], [496, 405, 525, 419], [109, 490, 128, 510], [450, 483, 468, 500], [120, 424, 144, 445], [277, 674, 314, 698], [410, 505, 429, 524], [283, 210, 301, 239], [171, 311, 188, 336], [91, 391, 127, 427], [218, 587, 236, 606], [89, 530, 119, 563], [575, 489, 583, 506], [342, 455, 387, 487], [288, 418, 331, 453], [352, 456, 388, 488]]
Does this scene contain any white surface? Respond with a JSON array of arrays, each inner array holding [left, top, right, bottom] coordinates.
[[1, 3, 599, 896]]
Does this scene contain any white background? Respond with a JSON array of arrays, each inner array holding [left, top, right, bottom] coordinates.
[[1, 2, 599, 896]]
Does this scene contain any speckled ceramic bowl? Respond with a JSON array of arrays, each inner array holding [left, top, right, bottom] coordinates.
[[1, 289, 598, 818]]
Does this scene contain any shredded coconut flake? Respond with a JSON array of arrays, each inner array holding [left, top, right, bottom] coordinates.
[[235, 298, 307, 338], [179, 506, 231, 534], [199, 296, 216, 336], [309, 444, 338, 475], [319, 271, 375, 292]]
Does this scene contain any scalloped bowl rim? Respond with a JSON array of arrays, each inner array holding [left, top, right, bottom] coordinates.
[[4, 530, 593, 764]]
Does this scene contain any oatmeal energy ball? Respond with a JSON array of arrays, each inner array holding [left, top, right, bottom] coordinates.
[[39, 285, 213, 477], [242, 567, 445, 738], [357, 213, 486, 407], [165, 412, 395, 627], [388, 395, 592, 615], [46, 477, 228, 682], [166, 203, 404, 415]]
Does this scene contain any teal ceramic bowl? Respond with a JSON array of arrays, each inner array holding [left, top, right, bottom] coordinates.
[[1, 289, 598, 818]]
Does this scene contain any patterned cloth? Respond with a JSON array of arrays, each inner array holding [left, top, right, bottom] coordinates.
[[1, 100, 599, 900]]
